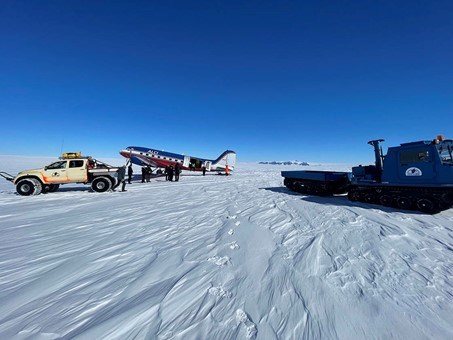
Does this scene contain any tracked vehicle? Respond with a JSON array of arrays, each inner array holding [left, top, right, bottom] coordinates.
[[282, 136, 453, 213]]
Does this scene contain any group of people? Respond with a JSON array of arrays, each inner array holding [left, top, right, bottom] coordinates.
[[123, 161, 216, 188], [141, 166, 153, 183], [165, 162, 181, 181]]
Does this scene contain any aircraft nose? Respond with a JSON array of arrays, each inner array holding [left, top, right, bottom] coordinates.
[[120, 150, 131, 158]]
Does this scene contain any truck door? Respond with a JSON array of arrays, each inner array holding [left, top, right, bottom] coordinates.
[[183, 155, 190, 168], [398, 147, 435, 182], [43, 160, 68, 183], [67, 160, 88, 182]]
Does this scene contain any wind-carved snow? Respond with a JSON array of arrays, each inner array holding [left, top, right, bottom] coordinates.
[[229, 241, 240, 250], [208, 286, 232, 299], [0, 157, 452, 339], [208, 256, 231, 266], [236, 309, 257, 339]]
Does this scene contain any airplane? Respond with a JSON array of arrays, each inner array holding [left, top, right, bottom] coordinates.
[[119, 147, 236, 174]]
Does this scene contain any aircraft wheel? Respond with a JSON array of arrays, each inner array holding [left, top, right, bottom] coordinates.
[[397, 196, 412, 210], [379, 194, 393, 206], [91, 177, 112, 193]]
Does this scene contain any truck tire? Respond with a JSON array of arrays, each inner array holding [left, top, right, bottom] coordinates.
[[16, 178, 42, 196], [91, 177, 112, 193]]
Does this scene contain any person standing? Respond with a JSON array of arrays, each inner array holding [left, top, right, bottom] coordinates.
[[165, 165, 169, 181], [202, 165, 206, 176], [174, 162, 181, 181], [141, 166, 146, 183], [168, 165, 174, 182], [127, 164, 133, 184], [225, 165, 229, 176], [145, 166, 151, 182]]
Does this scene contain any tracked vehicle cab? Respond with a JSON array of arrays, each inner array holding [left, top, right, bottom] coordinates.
[[380, 136, 453, 186]]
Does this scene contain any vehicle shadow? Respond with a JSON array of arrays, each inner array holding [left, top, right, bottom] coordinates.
[[260, 186, 409, 214], [54, 187, 91, 193]]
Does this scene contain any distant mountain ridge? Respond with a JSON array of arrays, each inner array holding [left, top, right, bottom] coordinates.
[[258, 161, 309, 165]]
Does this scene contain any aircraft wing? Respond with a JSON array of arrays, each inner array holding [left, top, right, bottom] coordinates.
[[132, 154, 159, 167]]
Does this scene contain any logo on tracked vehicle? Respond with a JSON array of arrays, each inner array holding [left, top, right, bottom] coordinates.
[[405, 167, 422, 176]]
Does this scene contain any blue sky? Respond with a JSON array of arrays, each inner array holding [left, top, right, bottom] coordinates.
[[0, 0, 452, 163]]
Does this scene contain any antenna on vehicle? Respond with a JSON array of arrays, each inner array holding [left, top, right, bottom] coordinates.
[[60, 138, 64, 155]]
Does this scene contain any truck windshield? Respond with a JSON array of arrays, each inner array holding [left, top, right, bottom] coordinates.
[[47, 161, 67, 169], [436, 141, 453, 164]]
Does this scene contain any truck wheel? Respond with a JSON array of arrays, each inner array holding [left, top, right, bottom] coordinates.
[[91, 177, 112, 193], [16, 178, 42, 196]]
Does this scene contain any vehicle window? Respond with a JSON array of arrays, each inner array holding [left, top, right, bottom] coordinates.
[[46, 161, 67, 169], [69, 160, 84, 168], [437, 142, 453, 164], [399, 148, 431, 164]]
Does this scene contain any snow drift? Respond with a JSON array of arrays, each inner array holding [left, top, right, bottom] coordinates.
[[0, 156, 452, 339]]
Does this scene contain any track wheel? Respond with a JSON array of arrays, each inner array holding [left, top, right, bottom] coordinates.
[[348, 190, 360, 202], [416, 198, 435, 214], [91, 177, 112, 193], [364, 193, 375, 203], [379, 194, 393, 206], [397, 196, 412, 210]]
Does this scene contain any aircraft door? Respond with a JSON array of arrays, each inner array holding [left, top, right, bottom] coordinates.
[[43, 160, 68, 183], [183, 155, 190, 168], [205, 161, 212, 171]]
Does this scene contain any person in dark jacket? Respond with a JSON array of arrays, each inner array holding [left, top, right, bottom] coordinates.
[[141, 166, 146, 183], [168, 165, 174, 182], [174, 163, 181, 181], [165, 165, 169, 181], [202, 165, 206, 176], [145, 166, 151, 182], [127, 164, 133, 184]]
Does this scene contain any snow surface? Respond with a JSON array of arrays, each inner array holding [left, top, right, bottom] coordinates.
[[0, 156, 452, 339]]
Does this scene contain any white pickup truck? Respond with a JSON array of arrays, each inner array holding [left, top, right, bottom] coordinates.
[[2, 153, 124, 196]]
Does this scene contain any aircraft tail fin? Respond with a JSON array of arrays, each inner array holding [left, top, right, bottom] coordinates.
[[212, 150, 236, 171]]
